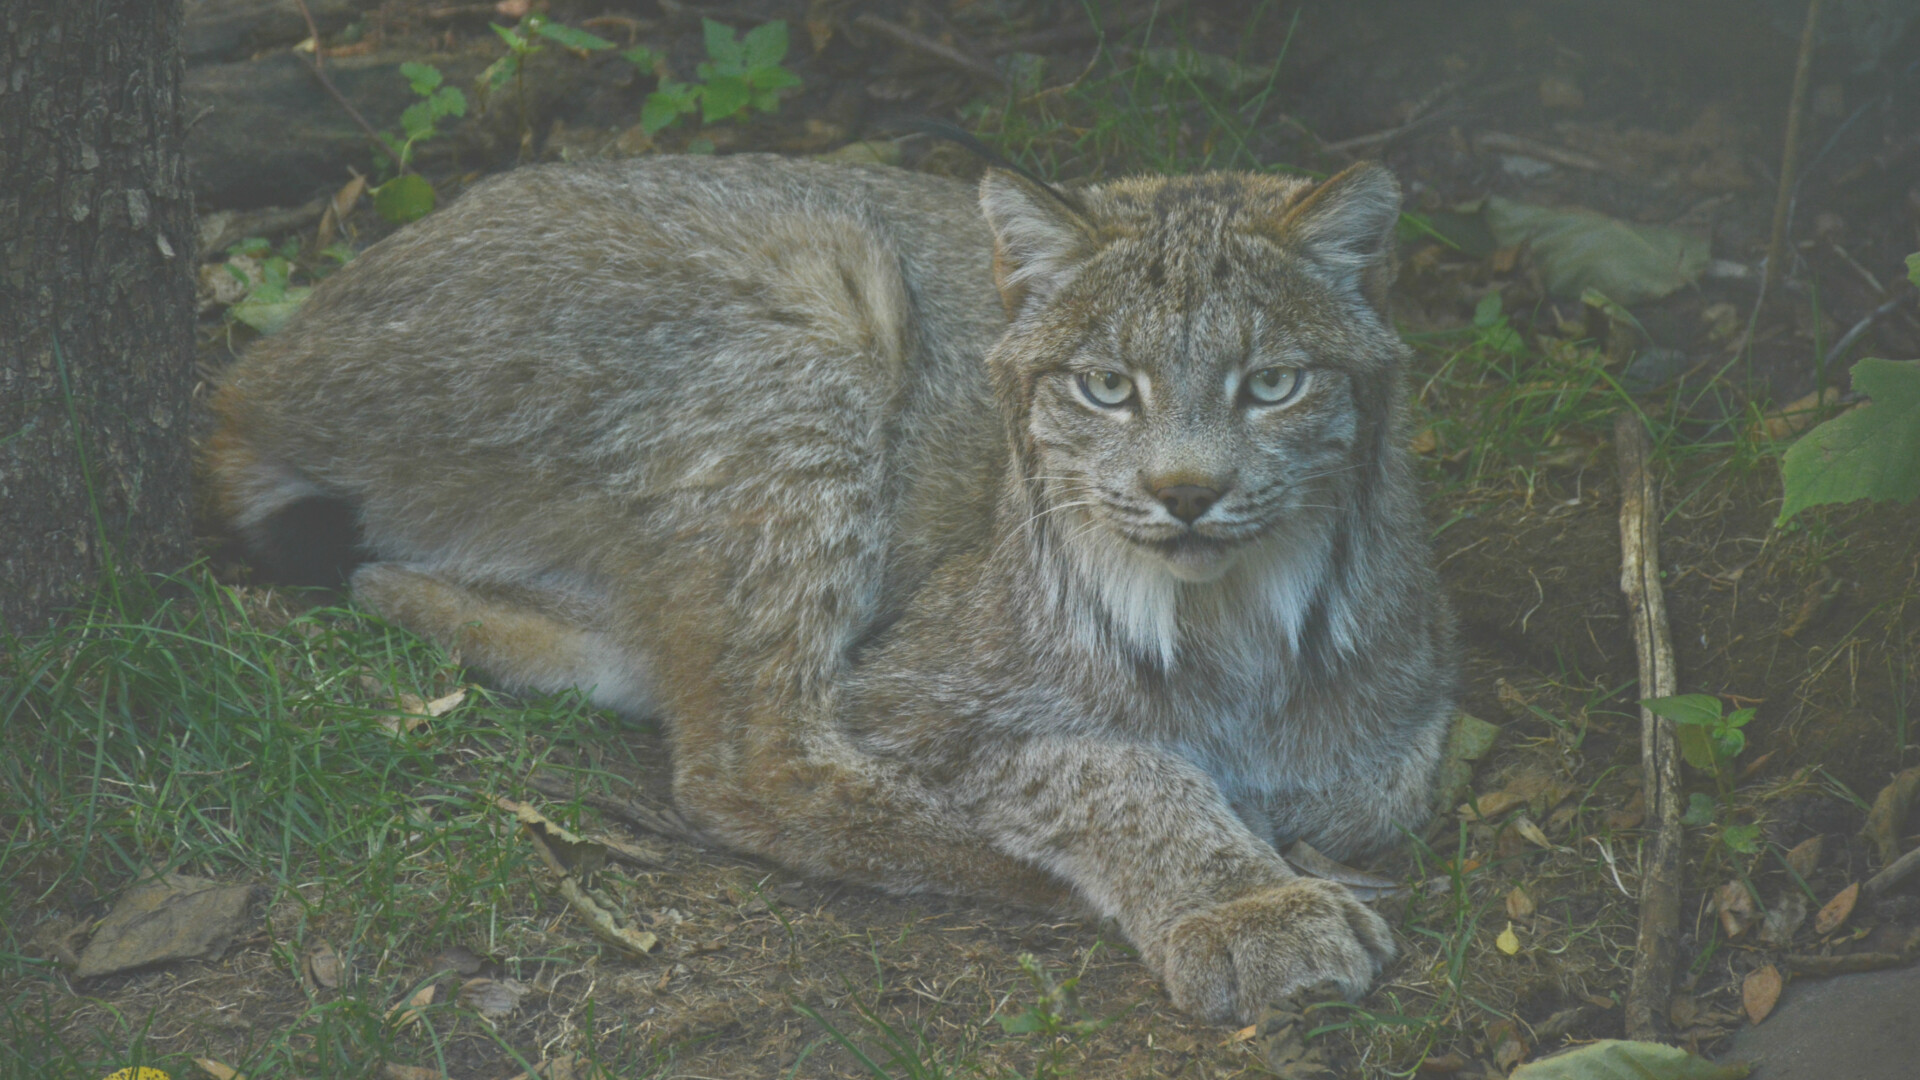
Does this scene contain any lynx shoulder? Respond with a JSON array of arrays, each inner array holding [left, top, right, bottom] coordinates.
[[211, 153, 1457, 1024]]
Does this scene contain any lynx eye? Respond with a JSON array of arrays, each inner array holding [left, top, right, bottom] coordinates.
[[1078, 370, 1136, 408], [1246, 366, 1302, 405]]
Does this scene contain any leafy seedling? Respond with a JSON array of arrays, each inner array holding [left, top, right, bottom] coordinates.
[[369, 62, 466, 223], [1647, 694, 1759, 855], [640, 19, 801, 135]]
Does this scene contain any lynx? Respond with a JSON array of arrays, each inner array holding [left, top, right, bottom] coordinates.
[[210, 154, 1457, 1024]]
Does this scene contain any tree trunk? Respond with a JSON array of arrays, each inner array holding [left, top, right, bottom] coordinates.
[[1, 0, 196, 634]]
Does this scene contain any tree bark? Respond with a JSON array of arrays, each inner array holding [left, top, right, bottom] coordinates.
[[1, 0, 196, 633]]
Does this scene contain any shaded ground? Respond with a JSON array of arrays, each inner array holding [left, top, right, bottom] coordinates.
[[7, 1, 1920, 1078]]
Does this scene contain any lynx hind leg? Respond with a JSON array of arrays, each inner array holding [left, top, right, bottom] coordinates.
[[349, 563, 653, 715]]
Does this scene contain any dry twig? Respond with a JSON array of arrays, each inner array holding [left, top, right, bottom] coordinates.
[[1762, 0, 1824, 296], [1615, 413, 1684, 1040], [852, 13, 1007, 87]]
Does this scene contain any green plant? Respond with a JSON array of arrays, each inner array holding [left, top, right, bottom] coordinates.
[[371, 62, 467, 223], [1644, 694, 1759, 855], [639, 19, 801, 135], [1776, 253, 1920, 524], [221, 236, 354, 335]]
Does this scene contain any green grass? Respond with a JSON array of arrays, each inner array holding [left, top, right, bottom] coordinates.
[[0, 568, 646, 1080]]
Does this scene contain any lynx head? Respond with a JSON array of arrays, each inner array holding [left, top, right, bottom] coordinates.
[[979, 164, 1407, 581]]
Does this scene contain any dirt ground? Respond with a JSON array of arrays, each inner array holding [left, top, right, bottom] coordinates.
[[11, 1, 1920, 1077]]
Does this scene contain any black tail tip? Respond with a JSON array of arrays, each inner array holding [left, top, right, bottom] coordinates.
[[248, 496, 368, 588]]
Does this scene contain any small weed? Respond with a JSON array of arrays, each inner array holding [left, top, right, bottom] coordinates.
[[1646, 694, 1761, 857], [366, 61, 467, 223], [638, 19, 801, 136], [219, 235, 353, 336]]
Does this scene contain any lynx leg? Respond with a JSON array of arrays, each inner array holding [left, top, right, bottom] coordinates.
[[349, 563, 654, 716]]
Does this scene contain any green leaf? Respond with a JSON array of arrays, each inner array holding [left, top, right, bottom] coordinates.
[[1481, 196, 1710, 304], [1433, 712, 1501, 810], [1675, 726, 1718, 772], [995, 1009, 1047, 1035], [1472, 291, 1505, 328], [702, 18, 744, 70], [400, 100, 436, 141], [686, 136, 716, 155], [1722, 823, 1762, 854], [620, 45, 659, 71], [231, 286, 312, 335], [1778, 358, 1920, 524], [748, 64, 802, 92], [1681, 793, 1716, 827], [741, 20, 789, 69], [1907, 251, 1919, 288], [1509, 1039, 1749, 1079], [430, 86, 467, 119], [1725, 707, 1755, 731], [532, 20, 615, 51], [1642, 694, 1723, 727], [639, 97, 682, 134], [489, 23, 528, 52], [1713, 728, 1746, 760], [399, 60, 442, 95], [482, 53, 520, 92], [701, 73, 750, 121], [373, 173, 437, 224]]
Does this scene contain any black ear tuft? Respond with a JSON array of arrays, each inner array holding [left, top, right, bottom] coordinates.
[[247, 496, 368, 587]]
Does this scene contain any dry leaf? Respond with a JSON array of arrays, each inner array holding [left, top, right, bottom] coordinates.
[[1512, 815, 1552, 849], [305, 941, 345, 989], [1506, 886, 1536, 919], [1783, 835, 1823, 880], [424, 688, 466, 717], [75, 872, 257, 978], [387, 983, 435, 1029], [1742, 964, 1782, 1024], [458, 976, 529, 1020], [1410, 426, 1439, 454], [427, 944, 484, 976], [1496, 923, 1521, 955], [381, 1065, 442, 1080], [1494, 1036, 1528, 1071], [195, 1061, 243, 1080], [1416, 1051, 1468, 1073], [1604, 788, 1646, 831], [1864, 767, 1920, 863], [1756, 388, 1843, 441], [1229, 1024, 1257, 1043], [1715, 880, 1759, 938], [1459, 789, 1526, 821], [1814, 882, 1860, 934]]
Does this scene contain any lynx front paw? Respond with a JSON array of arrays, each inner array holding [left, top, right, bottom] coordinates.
[[1155, 879, 1394, 1025]]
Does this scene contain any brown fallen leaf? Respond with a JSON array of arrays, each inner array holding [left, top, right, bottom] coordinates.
[[382, 1064, 443, 1080], [1416, 1051, 1468, 1074], [1715, 879, 1759, 938], [75, 872, 258, 978], [426, 944, 485, 976], [1864, 767, 1920, 864], [1604, 789, 1646, 831], [387, 983, 435, 1029], [458, 975, 529, 1020], [1511, 815, 1552, 849], [1742, 964, 1782, 1024], [424, 687, 466, 717], [1814, 881, 1860, 935], [305, 941, 345, 990], [1458, 789, 1526, 821], [1506, 886, 1536, 920], [1783, 835, 1824, 880], [196, 1059, 244, 1080], [1755, 387, 1842, 441]]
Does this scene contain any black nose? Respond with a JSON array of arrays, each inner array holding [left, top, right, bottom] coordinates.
[[1156, 484, 1220, 525]]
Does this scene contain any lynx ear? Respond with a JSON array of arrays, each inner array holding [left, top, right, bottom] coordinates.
[[1272, 162, 1402, 308], [979, 169, 1098, 317]]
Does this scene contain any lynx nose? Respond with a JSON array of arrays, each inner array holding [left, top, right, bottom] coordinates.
[[1155, 484, 1220, 525]]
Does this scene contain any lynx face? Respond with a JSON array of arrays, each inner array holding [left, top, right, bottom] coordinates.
[[984, 173, 1404, 589]]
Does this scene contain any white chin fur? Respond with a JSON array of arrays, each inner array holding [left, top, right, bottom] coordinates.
[[1160, 542, 1238, 583]]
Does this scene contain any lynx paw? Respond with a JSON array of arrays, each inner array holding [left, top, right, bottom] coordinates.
[[1156, 879, 1394, 1025]]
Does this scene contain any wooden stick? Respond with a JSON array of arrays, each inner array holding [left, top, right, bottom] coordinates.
[[1615, 413, 1684, 1041], [1762, 0, 1823, 296]]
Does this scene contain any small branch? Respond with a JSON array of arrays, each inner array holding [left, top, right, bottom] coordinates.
[[1866, 845, 1920, 897], [290, 0, 404, 167], [1823, 288, 1913, 370], [852, 13, 1007, 87], [1615, 413, 1684, 1042], [1762, 0, 1823, 296]]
